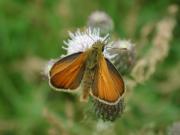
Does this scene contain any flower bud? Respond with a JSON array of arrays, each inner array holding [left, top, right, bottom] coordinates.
[[87, 11, 114, 35], [105, 40, 136, 75]]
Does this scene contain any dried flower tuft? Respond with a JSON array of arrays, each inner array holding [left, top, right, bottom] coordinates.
[[168, 122, 180, 135], [131, 5, 178, 83]]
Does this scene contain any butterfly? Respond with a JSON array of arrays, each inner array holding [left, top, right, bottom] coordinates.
[[48, 40, 125, 105]]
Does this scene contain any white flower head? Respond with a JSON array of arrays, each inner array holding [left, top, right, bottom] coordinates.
[[63, 28, 110, 55]]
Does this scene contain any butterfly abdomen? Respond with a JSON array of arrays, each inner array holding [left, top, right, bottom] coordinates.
[[81, 68, 95, 101]]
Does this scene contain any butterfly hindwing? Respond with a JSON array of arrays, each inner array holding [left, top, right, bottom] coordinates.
[[91, 56, 125, 104], [49, 52, 87, 90]]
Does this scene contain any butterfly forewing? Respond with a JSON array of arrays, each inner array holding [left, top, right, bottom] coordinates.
[[49, 52, 87, 90], [92, 56, 125, 104]]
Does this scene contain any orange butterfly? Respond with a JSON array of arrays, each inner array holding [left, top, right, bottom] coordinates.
[[48, 40, 125, 105]]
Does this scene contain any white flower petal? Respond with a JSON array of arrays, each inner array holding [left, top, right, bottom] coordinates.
[[63, 28, 109, 55]]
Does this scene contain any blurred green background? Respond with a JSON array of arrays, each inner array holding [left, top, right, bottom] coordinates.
[[0, 0, 179, 135]]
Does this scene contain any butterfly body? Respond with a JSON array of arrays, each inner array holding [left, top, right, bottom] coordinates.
[[49, 40, 125, 105], [81, 41, 104, 100]]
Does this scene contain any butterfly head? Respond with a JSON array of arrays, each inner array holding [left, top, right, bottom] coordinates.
[[92, 41, 106, 53]]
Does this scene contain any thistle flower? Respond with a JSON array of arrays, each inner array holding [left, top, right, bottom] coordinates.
[[47, 28, 128, 121], [105, 40, 136, 75], [87, 11, 114, 35]]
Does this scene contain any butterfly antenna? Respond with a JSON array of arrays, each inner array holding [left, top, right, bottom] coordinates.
[[102, 34, 110, 43], [86, 29, 95, 42], [106, 47, 128, 52], [88, 34, 95, 42]]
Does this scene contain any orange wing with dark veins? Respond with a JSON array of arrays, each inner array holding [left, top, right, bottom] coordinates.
[[49, 52, 87, 90], [92, 56, 125, 104]]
